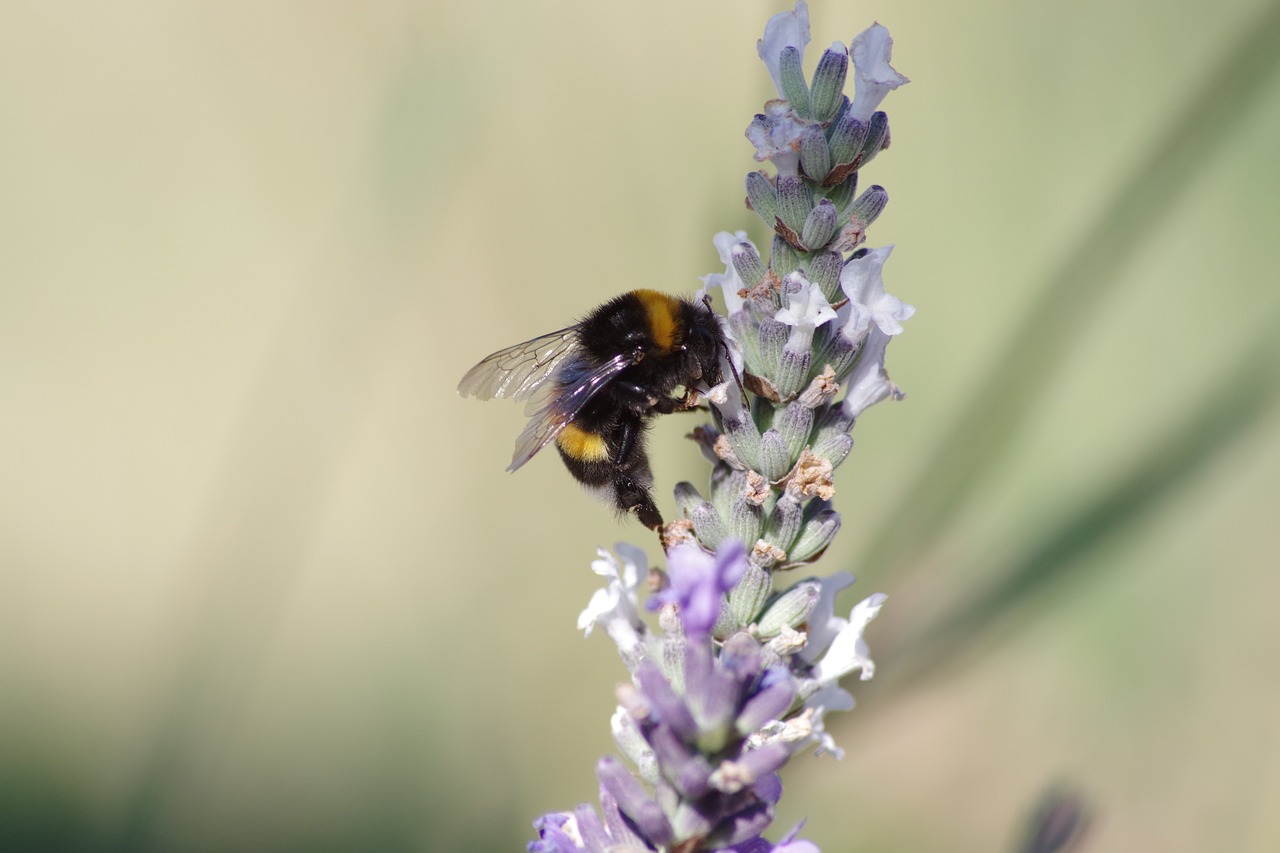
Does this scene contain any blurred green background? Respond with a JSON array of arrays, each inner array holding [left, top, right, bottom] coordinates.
[[3, 1, 1279, 850]]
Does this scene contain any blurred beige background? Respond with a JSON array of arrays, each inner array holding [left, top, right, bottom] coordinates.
[[2, 1, 1279, 851]]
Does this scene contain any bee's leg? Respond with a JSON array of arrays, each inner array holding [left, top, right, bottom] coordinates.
[[650, 389, 703, 414], [614, 421, 663, 530], [615, 382, 660, 415], [627, 493, 664, 531]]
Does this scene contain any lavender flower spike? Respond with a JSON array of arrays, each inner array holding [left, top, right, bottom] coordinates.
[[529, 5, 911, 850]]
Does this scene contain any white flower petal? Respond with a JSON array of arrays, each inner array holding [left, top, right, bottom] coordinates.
[[775, 279, 836, 329], [579, 543, 647, 646], [803, 683, 855, 759], [745, 101, 807, 175], [811, 592, 887, 684], [799, 571, 856, 664], [841, 327, 896, 419], [758, 1, 812, 98], [698, 230, 752, 316], [839, 244, 892, 305], [577, 586, 619, 636], [849, 23, 908, 121]]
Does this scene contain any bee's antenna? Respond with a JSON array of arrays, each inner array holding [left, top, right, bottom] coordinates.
[[724, 340, 747, 405]]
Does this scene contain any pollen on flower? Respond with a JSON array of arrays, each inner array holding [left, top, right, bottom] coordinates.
[[798, 365, 839, 407], [747, 272, 783, 302], [753, 539, 787, 566], [768, 623, 809, 656], [785, 449, 836, 500], [661, 517, 697, 551], [744, 471, 771, 506], [778, 708, 816, 743], [832, 219, 868, 254], [711, 433, 745, 468]]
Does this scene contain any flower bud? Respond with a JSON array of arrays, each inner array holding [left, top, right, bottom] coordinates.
[[728, 311, 762, 369], [635, 661, 697, 741], [804, 250, 843, 303], [841, 184, 888, 235], [789, 509, 841, 563], [756, 316, 788, 378], [735, 676, 798, 734], [727, 561, 772, 632], [673, 481, 705, 517], [764, 491, 804, 552], [809, 44, 849, 122], [727, 492, 764, 546], [709, 465, 744, 519], [774, 341, 812, 401], [597, 757, 673, 848], [780, 270, 806, 298], [819, 326, 859, 378], [811, 431, 853, 469], [827, 114, 868, 168], [756, 580, 821, 638], [777, 45, 811, 117], [800, 199, 838, 251], [731, 241, 767, 288], [757, 429, 792, 481], [720, 411, 762, 472], [774, 175, 813, 237], [745, 171, 778, 227], [611, 707, 659, 785], [856, 110, 890, 170], [707, 802, 775, 849], [691, 501, 728, 550], [798, 124, 831, 183], [775, 399, 815, 461], [769, 234, 801, 280]]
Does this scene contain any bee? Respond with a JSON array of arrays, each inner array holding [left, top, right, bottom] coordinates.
[[458, 289, 733, 530]]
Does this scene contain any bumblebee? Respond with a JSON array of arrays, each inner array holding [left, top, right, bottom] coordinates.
[[458, 289, 731, 530]]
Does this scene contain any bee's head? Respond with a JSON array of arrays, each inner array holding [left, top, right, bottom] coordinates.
[[680, 299, 724, 385]]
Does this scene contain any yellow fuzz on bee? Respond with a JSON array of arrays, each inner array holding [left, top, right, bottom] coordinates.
[[556, 423, 610, 462], [633, 289, 681, 354]]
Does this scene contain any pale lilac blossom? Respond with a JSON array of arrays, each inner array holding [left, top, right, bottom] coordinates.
[[757, 1, 811, 99], [647, 539, 748, 637], [699, 230, 753, 315], [775, 277, 837, 332], [839, 245, 915, 338], [810, 593, 888, 685], [849, 23, 909, 121]]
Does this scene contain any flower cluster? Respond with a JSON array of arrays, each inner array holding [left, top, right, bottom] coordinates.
[[531, 3, 910, 851]]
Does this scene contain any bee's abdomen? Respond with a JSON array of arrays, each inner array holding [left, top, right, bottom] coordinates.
[[555, 417, 661, 530], [555, 422, 610, 463]]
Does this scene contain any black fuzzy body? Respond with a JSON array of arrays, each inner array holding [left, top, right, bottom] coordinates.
[[553, 290, 724, 530]]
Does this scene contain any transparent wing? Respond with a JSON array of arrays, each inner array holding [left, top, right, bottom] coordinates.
[[457, 327, 578, 402], [507, 351, 636, 472]]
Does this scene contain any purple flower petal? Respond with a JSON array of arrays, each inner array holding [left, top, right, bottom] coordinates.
[[648, 540, 748, 638]]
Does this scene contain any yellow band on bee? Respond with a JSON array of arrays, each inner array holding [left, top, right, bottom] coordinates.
[[633, 289, 680, 354], [556, 423, 610, 462]]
